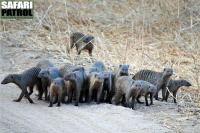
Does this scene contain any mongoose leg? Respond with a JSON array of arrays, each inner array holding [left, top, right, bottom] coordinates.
[[150, 93, 154, 105], [97, 87, 102, 104], [57, 93, 61, 107], [36, 83, 43, 100], [89, 49, 92, 56], [14, 90, 25, 102], [165, 90, 169, 102], [173, 90, 177, 103], [131, 96, 136, 110], [24, 90, 34, 103], [111, 93, 122, 105], [75, 90, 80, 106], [66, 89, 72, 104], [125, 94, 131, 108], [154, 90, 159, 100], [88, 88, 93, 103], [145, 93, 149, 106], [137, 95, 144, 104], [161, 85, 167, 101], [28, 86, 34, 96], [48, 93, 53, 107]]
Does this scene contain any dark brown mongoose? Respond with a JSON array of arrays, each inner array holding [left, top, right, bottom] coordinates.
[[111, 76, 142, 110], [63, 71, 84, 106], [91, 61, 106, 72], [136, 80, 157, 106], [85, 72, 105, 104], [36, 60, 54, 101], [38, 67, 62, 101], [48, 77, 65, 107], [132, 68, 173, 101], [101, 71, 112, 102], [70, 32, 94, 56], [166, 79, 191, 103], [1, 67, 42, 103], [106, 64, 129, 103]]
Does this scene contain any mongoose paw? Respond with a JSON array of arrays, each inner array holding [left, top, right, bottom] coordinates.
[[74, 103, 79, 106], [30, 100, 34, 104], [138, 101, 145, 104], [37, 98, 42, 100], [97, 102, 100, 104], [13, 99, 20, 102], [56, 104, 61, 107], [48, 104, 53, 107]]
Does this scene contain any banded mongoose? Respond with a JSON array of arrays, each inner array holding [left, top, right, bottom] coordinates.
[[70, 32, 94, 56], [132, 68, 173, 101], [106, 64, 129, 103], [49, 77, 65, 107], [111, 76, 142, 110], [136, 80, 157, 106], [63, 71, 84, 106], [85, 72, 105, 104], [38, 67, 62, 101], [36, 60, 54, 101], [1, 67, 42, 103], [166, 79, 191, 103], [101, 71, 112, 102]]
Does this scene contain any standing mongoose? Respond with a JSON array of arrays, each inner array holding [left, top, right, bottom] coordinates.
[[111, 76, 142, 110], [48, 77, 65, 107], [85, 72, 105, 104], [136, 80, 157, 106], [166, 79, 191, 103], [63, 71, 84, 106], [38, 67, 62, 101], [70, 32, 94, 56], [1, 67, 42, 103], [101, 71, 112, 102], [106, 64, 130, 103], [36, 60, 54, 100], [132, 68, 173, 101]]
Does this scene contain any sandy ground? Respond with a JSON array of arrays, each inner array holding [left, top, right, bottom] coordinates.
[[0, 45, 200, 133]]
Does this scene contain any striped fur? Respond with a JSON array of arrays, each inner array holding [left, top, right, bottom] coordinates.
[[1, 67, 42, 103], [111, 76, 142, 110], [136, 80, 157, 106], [133, 68, 173, 101], [166, 79, 191, 103], [36, 60, 54, 69], [70, 32, 94, 56]]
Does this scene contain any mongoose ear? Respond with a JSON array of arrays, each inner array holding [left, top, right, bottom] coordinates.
[[163, 68, 166, 71], [47, 70, 50, 75], [82, 67, 84, 71], [119, 65, 122, 68], [127, 65, 129, 68], [74, 73, 76, 78], [94, 74, 97, 78]]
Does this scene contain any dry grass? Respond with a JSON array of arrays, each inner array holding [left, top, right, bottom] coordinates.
[[0, 0, 199, 106]]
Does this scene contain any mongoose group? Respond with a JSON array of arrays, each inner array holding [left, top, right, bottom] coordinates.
[[1, 32, 192, 110]]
